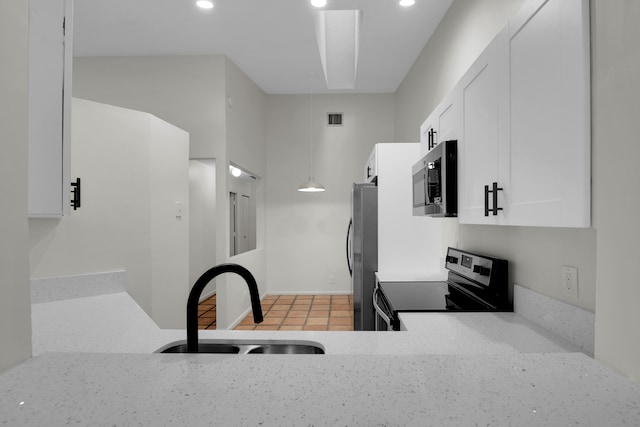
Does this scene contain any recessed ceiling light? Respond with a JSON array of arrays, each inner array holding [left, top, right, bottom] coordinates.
[[196, 0, 214, 9], [311, 0, 327, 8], [399, 0, 415, 6]]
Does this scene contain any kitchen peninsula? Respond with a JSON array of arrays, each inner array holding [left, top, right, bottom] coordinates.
[[1, 290, 638, 425]]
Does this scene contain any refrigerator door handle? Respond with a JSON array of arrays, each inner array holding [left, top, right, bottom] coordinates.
[[346, 219, 353, 277]]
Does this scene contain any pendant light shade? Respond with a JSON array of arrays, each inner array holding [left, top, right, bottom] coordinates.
[[298, 176, 326, 192], [298, 82, 325, 193]]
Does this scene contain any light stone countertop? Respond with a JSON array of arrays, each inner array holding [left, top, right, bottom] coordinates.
[[2, 352, 639, 426], [4, 291, 636, 425], [31, 291, 581, 355]]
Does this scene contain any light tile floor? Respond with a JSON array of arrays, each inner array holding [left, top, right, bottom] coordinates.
[[198, 294, 354, 331]]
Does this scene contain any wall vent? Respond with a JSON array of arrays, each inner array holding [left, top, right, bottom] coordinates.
[[327, 113, 343, 126]]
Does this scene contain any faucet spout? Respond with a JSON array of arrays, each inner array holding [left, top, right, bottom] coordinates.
[[186, 263, 263, 352]]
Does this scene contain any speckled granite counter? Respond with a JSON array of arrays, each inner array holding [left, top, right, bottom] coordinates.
[[30, 292, 581, 355], [2, 352, 639, 426], [6, 291, 636, 425]]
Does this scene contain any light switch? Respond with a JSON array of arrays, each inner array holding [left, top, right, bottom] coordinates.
[[175, 201, 183, 219]]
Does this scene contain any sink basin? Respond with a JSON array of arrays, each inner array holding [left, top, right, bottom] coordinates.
[[156, 339, 325, 355], [159, 343, 240, 354], [246, 344, 324, 354]]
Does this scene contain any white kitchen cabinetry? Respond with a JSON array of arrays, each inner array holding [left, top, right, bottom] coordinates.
[[503, 0, 590, 227], [419, 88, 461, 157], [28, 0, 73, 218], [364, 146, 377, 183], [458, 31, 508, 225], [458, 0, 590, 227], [419, 114, 436, 155]]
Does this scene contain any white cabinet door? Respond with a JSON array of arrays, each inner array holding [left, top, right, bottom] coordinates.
[[28, 0, 73, 217], [458, 0, 590, 227], [364, 145, 377, 182], [419, 115, 436, 156], [503, 0, 590, 227], [419, 88, 460, 157], [434, 89, 460, 145], [458, 32, 506, 225]]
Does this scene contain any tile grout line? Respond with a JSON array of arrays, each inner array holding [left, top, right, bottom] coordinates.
[[200, 294, 353, 331]]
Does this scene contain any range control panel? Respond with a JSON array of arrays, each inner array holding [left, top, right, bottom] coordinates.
[[444, 248, 503, 288]]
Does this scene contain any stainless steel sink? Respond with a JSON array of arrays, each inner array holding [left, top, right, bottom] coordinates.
[[156, 339, 325, 354], [159, 343, 240, 354], [246, 343, 324, 354]]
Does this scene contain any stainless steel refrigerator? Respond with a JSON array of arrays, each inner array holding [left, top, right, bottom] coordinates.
[[347, 183, 378, 331]]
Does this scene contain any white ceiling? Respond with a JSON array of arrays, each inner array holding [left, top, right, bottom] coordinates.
[[73, 0, 453, 95]]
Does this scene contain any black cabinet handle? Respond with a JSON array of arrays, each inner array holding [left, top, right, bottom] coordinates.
[[484, 184, 489, 216], [484, 182, 503, 216], [428, 128, 438, 150], [70, 178, 81, 210]]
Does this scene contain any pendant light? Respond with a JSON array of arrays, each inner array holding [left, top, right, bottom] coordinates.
[[298, 86, 326, 192]]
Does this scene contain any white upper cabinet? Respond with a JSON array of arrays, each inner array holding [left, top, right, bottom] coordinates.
[[364, 145, 377, 183], [419, 114, 436, 156], [457, 0, 590, 227], [419, 88, 461, 157], [503, 0, 590, 227], [458, 32, 507, 225], [434, 90, 460, 145], [28, 0, 73, 218]]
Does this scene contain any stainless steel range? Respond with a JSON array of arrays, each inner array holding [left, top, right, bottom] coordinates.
[[373, 247, 510, 331]]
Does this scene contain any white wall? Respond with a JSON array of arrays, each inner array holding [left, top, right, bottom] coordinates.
[[149, 116, 190, 328], [29, 98, 190, 328], [592, 0, 640, 380], [394, 0, 597, 312], [265, 94, 395, 294], [221, 59, 267, 329], [73, 56, 226, 159], [189, 159, 217, 295], [73, 56, 268, 329], [0, 0, 32, 372]]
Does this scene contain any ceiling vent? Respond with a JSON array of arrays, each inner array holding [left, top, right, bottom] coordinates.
[[327, 113, 343, 127]]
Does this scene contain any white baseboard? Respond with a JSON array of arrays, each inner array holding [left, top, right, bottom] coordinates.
[[199, 290, 216, 303]]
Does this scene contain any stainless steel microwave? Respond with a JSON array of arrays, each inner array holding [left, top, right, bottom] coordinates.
[[412, 140, 457, 217]]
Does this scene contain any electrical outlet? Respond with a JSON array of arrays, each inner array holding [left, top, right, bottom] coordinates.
[[561, 266, 579, 298], [329, 276, 336, 285]]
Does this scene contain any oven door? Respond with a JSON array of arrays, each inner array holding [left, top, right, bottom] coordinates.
[[372, 284, 396, 331]]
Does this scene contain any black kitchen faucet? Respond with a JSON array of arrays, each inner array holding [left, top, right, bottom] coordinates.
[[186, 263, 263, 352]]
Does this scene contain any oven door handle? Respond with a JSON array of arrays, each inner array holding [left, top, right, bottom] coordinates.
[[372, 287, 391, 327]]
